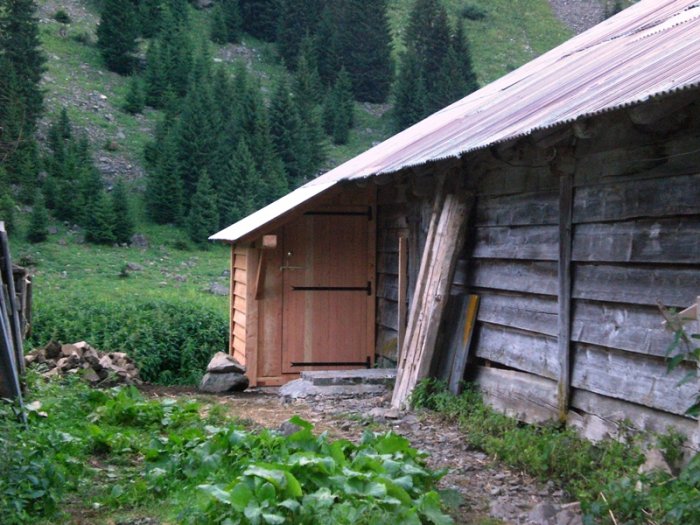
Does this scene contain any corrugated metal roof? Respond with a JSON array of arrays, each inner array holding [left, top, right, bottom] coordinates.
[[211, 0, 700, 243]]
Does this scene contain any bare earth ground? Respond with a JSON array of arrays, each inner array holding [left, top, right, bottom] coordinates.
[[139, 387, 574, 525]]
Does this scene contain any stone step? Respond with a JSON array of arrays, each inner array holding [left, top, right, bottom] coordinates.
[[300, 368, 396, 386]]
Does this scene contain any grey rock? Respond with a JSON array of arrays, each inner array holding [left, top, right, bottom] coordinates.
[[209, 282, 229, 296], [130, 233, 149, 248], [638, 448, 673, 476], [278, 420, 302, 436], [200, 372, 249, 393], [126, 262, 145, 271], [61, 343, 83, 358], [528, 503, 559, 524], [206, 352, 246, 374], [172, 274, 187, 282], [48, 225, 59, 234]]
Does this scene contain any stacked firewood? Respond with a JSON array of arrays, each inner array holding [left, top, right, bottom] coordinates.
[[25, 341, 141, 386]]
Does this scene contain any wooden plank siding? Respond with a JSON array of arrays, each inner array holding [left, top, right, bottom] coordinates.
[[458, 97, 700, 434], [374, 185, 409, 363], [231, 246, 248, 366]]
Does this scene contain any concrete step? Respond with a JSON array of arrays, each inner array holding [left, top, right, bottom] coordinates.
[[300, 368, 396, 386]]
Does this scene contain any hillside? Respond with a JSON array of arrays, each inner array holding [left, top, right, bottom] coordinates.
[[33, 0, 572, 183], [1, 0, 589, 382]]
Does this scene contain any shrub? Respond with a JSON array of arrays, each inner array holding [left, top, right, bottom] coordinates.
[[29, 296, 228, 384], [54, 9, 71, 24], [460, 2, 487, 21]]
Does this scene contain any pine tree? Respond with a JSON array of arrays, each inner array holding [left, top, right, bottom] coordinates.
[[0, 0, 45, 132], [393, 52, 428, 132], [219, 139, 257, 227], [96, 0, 140, 75], [123, 76, 145, 114], [76, 162, 103, 227], [324, 68, 354, 145], [26, 192, 48, 243], [111, 179, 134, 244], [139, 0, 163, 38], [293, 40, 326, 173], [239, 0, 278, 41], [276, 0, 324, 68], [344, 0, 393, 103], [0, 192, 16, 235], [174, 74, 223, 206], [210, 4, 229, 44], [269, 77, 305, 186], [432, 22, 477, 110], [314, 4, 343, 87], [85, 191, 116, 245], [222, 0, 242, 43], [145, 131, 184, 225], [144, 40, 167, 108], [187, 171, 219, 246]]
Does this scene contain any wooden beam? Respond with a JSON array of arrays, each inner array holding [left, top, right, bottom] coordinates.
[[397, 236, 408, 357], [448, 294, 480, 394], [557, 169, 574, 422], [0, 224, 24, 375], [392, 188, 472, 408]]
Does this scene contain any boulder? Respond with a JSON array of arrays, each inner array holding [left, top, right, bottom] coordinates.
[[200, 372, 249, 393], [61, 343, 83, 358], [208, 282, 229, 296], [44, 340, 62, 359], [206, 352, 246, 374]]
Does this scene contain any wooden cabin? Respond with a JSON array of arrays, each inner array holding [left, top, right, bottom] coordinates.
[[212, 0, 700, 443]]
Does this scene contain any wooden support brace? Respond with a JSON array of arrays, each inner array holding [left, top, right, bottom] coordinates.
[[557, 170, 574, 422], [254, 235, 277, 300]]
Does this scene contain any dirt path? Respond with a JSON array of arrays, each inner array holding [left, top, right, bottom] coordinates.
[[148, 388, 580, 525]]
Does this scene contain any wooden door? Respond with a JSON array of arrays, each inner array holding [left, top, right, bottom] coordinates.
[[281, 209, 373, 373]]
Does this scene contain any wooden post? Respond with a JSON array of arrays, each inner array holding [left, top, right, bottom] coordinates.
[[397, 236, 408, 359], [0, 224, 24, 375], [557, 170, 574, 422]]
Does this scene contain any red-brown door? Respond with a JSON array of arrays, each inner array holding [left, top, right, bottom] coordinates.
[[281, 210, 372, 373]]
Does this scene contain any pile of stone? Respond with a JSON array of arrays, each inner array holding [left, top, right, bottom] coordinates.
[[199, 352, 248, 393], [25, 341, 142, 386]]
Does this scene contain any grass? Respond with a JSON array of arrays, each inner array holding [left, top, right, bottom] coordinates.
[[387, 0, 571, 85], [411, 379, 700, 524]]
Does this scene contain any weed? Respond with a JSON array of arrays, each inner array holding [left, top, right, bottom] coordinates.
[[412, 379, 700, 524], [1, 375, 454, 524]]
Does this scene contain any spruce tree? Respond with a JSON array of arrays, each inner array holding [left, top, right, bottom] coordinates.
[[314, 4, 343, 87], [187, 171, 219, 246], [85, 191, 116, 245], [145, 131, 184, 225], [222, 0, 242, 43], [344, 0, 393, 103], [0, 192, 16, 235], [96, 0, 140, 75], [276, 0, 324, 68], [219, 139, 257, 227], [324, 68, 354, 145], [239, 0, 278, 41], [26, 192, 49, 243], [139, 0, 163, 38], [0, 0, 45, 132], [111, 179, 134, 244], [393, 52, 428, 132], [269, 77, 306, 186], [123, 76, 145, 114], [210, 4, 229, 44]]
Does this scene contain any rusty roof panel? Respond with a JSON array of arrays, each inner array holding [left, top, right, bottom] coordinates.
[[212, 0, 700, 243]]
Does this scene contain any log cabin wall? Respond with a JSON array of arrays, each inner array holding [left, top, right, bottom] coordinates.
[[464, 91, 700, 442]]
